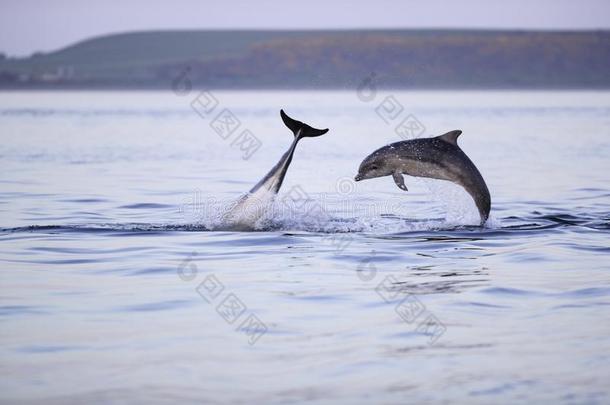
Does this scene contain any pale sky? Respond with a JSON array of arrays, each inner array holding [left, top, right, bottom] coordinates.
[[1, 0, 609, 56]]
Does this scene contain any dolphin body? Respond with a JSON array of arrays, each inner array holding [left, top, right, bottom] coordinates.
[[223, 110, 329, 229], [354, 130, 491, 225]]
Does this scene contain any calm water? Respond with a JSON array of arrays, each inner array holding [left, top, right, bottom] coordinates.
[[1, 90, 609, 404]]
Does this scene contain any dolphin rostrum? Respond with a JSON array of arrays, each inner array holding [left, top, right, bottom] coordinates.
[[354, 130, 491, 225], [223, 110, 329, 229]]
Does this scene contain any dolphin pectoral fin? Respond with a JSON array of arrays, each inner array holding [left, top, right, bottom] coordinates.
[[392, 172, 408, 191]]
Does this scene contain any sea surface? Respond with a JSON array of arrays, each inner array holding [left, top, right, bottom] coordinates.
[[1, 90, 609, 404]]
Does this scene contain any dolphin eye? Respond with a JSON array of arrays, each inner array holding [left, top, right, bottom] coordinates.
[[369, 165, 378, 171]]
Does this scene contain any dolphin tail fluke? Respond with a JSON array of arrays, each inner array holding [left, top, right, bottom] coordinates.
[[280, 109, 329, 138]]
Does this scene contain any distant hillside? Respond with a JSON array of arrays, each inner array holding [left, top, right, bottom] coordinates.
[[1, 29, 609, 89]]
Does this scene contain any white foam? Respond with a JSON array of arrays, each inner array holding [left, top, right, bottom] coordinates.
[[180, 188, 499, 233]]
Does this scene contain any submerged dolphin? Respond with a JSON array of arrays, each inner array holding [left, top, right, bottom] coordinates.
[[354, 130, 491, 224], [223, 110, 329, 229]]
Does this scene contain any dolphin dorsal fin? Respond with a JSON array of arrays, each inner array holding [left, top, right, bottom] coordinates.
[[438, 130, 462, 145]]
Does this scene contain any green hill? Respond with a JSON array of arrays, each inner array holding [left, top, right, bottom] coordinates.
[[1, 29, 609, 89]]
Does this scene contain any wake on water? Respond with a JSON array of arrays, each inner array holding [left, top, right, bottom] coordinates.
[[3, 199, 606, 236], [3, 212, 607, 236], [3, 179, 607, 235], [182, 180, 501, 233]]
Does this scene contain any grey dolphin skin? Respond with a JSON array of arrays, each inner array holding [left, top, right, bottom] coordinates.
[[223, 110, 329, 228], [354, 130, 491, 225], [249, 109, 329, 195]]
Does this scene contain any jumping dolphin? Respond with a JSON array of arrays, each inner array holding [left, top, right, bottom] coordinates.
[[354, 130, 491, 225], [223, 110, 329, 229]]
